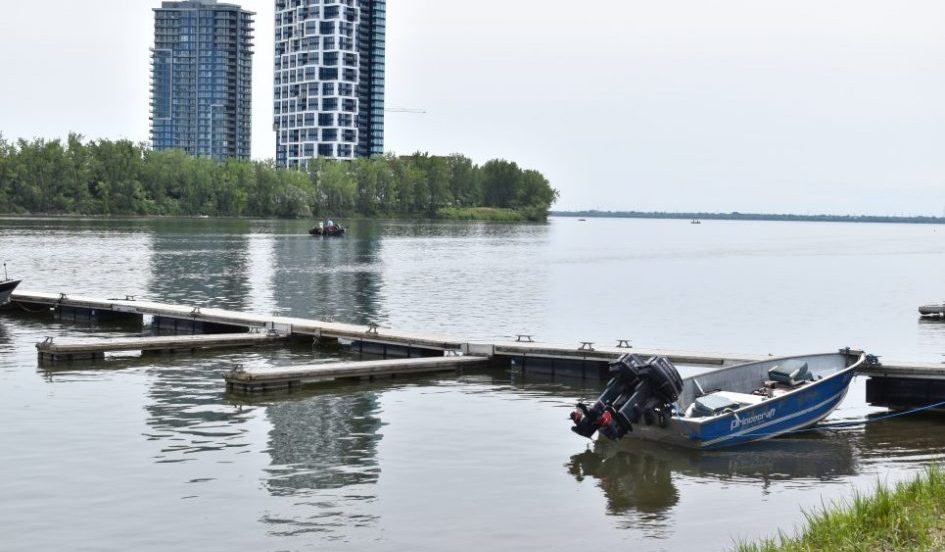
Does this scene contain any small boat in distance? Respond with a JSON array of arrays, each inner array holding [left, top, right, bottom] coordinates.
[[690, 219, 701, 224], [309, 220, 346, 237], [0, 263, 21, 306], [570, 350, 867, 449]]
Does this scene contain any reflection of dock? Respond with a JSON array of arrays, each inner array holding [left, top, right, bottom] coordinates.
[[36, 333, 285, 362], [225, 356, 491, 393]]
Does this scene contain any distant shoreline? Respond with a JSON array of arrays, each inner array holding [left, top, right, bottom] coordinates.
[[552, 210, 945, 225]]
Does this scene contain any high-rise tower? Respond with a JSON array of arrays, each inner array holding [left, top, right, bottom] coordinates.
[[151, 0, 254, 161], [274, 0, 385, 167]]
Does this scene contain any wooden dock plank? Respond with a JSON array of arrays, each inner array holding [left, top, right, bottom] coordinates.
[[225, 355, 490, 392]]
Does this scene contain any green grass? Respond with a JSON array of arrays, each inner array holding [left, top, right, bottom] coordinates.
[[735, 465, 945, 552], [434, 207, 528, 222]]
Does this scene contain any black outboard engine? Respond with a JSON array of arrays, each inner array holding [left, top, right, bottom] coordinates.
[[570, 354, 684, 440]]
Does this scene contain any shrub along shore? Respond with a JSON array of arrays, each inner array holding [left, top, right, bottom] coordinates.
[[0, 134, 558, 222], [736, 465, 945, 552]]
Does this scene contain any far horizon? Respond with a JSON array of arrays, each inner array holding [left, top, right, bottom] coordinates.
[[552, 209, 945, 221]]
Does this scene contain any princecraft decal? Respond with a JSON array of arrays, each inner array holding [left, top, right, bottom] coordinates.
[[730, 408, 776, 431]]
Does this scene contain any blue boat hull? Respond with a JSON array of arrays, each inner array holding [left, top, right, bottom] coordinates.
[[627, 353, 863, 449]]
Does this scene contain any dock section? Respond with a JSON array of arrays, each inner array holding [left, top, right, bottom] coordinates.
[[27, 289, 941, 399], [469, 340, 767, 378], [37, 333, 286, 362], [225, 355, 491, 393], [12, 290, 462, 355], [860, 359, 945, 410]]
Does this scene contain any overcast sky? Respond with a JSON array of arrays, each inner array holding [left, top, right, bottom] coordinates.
[[1, 0, 944, 215]]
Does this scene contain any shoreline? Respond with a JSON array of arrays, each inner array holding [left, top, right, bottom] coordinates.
[[0, 210, 547, 224], [735, 465, 945, 552]]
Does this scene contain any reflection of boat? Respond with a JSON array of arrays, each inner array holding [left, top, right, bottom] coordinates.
[[309, 222, 346, 237], [567, 433, 857, 517], [570, 351, 867, 449], [0, 277, 20, 306], [919, 303, 945, 317]]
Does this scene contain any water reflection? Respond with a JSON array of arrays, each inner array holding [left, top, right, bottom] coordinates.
[[147, 221, 252, 310], [271, 224, 386, 325], [568, 433, 858, 521], [858, 415, 945, 464], [143, 356, 258, 461], [261, 390, 383, 536], [0, 319, 9, 354]]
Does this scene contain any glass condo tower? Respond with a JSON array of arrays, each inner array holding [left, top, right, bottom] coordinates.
[[274, 0, 385, 167], [150, 0, 254, 161]]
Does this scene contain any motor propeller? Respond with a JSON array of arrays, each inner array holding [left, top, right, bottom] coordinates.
[[570, 354, 683, 440]]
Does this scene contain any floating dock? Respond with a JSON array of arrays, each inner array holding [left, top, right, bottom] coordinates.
[[36, 333, 286, 362], [11, 290, 945, 404], [860, 359, 945, 410], [10, 290, 760, 369], [11, 290, 462, 352], [224, 355, 491, 393]]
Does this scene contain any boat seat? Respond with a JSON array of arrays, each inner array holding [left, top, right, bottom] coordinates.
[[768, 360, 813, 386]]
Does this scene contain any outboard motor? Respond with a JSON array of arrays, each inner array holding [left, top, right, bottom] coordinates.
[[570, 354, 683, 440]]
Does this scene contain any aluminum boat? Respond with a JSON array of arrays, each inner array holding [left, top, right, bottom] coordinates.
[[570, 350, 867, 449]]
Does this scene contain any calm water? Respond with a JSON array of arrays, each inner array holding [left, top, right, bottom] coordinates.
[[2, 216, 945, 551]]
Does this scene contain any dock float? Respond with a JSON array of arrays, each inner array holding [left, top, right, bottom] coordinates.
[[36, 333, 286, 362], [11, 290, 462, 354], [225, 355, 491, 393], [20, 288, 945, 405], [860, 359, 945, 410]]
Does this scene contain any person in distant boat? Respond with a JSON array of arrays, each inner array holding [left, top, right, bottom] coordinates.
[[327, 219, 335, 230]]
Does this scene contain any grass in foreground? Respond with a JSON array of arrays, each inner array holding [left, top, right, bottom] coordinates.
[[735, 465, 945, 552]]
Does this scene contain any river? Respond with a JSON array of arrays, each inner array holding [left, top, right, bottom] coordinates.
[[1, 216, 944, 551]]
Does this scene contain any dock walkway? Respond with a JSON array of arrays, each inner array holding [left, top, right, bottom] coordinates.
[[225, 355, 491, 392], [13, 289, 945, 402], [36, 333, 285, 361]]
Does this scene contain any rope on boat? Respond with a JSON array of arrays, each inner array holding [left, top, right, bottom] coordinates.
[[737, 399, 945, 439]]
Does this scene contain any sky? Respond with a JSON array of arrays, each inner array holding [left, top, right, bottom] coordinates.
[[1, 0, 945, 215]]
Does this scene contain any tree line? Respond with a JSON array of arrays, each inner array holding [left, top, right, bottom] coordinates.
[[0, 134, 558, 221]]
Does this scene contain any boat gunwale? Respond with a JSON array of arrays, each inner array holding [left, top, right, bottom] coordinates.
[[674, 352, 866, 426]]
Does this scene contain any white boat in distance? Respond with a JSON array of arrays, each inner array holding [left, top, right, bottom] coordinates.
[[570, 350, 867, 449]]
